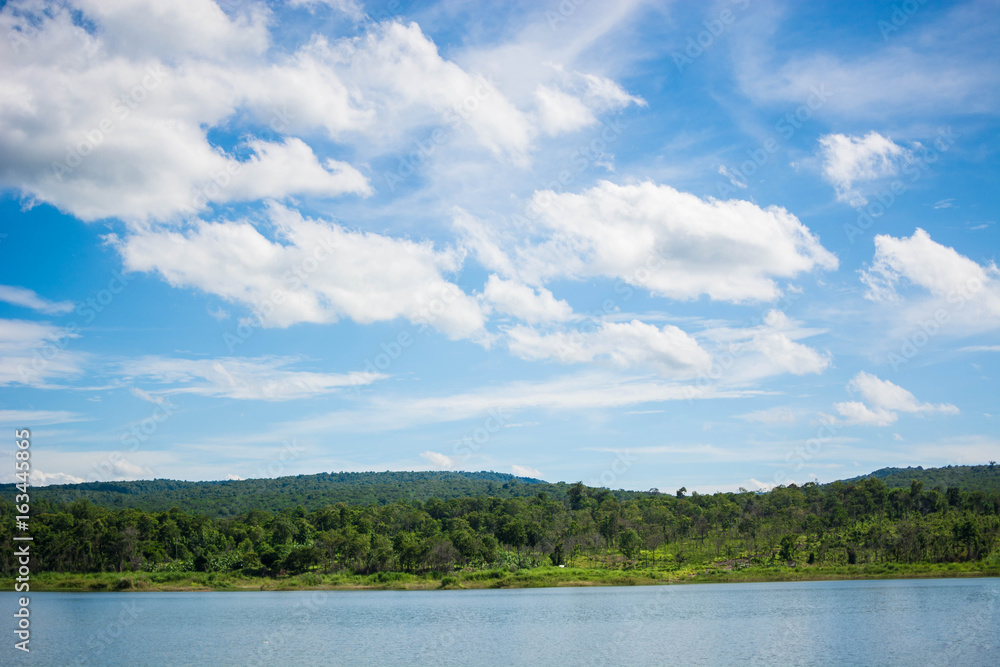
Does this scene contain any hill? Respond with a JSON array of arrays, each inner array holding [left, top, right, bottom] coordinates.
[[5, 464, 999, 518], [837, 464, 1000, 493], [4, 470, 574, 516]]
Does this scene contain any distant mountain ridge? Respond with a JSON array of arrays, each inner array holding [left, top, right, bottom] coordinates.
[[4, 464, 998, 517], [4, 470, 566, 516], [836, 464, 999, 493]]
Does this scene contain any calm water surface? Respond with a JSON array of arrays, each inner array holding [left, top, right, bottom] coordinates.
[[2, 578, 997, 666]]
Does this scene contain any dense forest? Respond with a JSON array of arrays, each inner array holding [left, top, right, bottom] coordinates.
[[3, 466, 1000, 580], [6, 465, 998, 517], [843, 464, 1000, 493], [3, 471, 568, 517]]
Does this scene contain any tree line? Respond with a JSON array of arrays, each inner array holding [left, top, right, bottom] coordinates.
[[3, 476, 999, 577]]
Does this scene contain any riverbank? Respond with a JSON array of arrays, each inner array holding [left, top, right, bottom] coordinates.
[[7, 561, 998, 592]]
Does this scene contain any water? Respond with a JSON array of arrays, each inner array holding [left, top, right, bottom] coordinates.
[[2, 578, 997, 666]]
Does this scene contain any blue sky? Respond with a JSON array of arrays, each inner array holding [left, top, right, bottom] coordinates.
[[0, 0, 997, 492]]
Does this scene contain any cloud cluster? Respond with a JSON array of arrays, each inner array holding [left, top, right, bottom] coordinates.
[[834, 371, 958, 426], [472, 181, 837, 302], [114, 203, 488, 340], [0, 1, 647, 222]]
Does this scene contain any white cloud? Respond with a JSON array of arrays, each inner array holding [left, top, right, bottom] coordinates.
[[0, 285, 74, 314], [833, 400, 897, 426], [698, 310, 831, 382], [22, 469, 87, 486], [118, 355, 384, 401], [535, 85, 597, 135], [507, 181, 837, 302], [860, 228, 1000, 331], [0, 409, 87, 426], [482, 274, 573, 324], [506, 319, 712, 377], [818, 132, 909, 206], [0, 319, 84, 387], [114, 203, 489, 341], [511, 464, 542, 478], [718, 165, 747, 189], [834, 371, 959, 426], [741, 311, 831, 377], [420, 450, 455, 468], [273, 372, 759, 435]]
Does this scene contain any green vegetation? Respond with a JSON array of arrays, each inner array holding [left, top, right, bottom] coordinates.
[[842, 463, 1000, 493], [0, 471, 566, 517], [2, 466, 1000, 590]]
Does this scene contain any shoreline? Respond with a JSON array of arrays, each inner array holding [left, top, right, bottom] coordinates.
[[7, 563, 999, 592]]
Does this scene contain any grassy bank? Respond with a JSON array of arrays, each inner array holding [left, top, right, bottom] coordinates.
[[7, 562, 998, 593]]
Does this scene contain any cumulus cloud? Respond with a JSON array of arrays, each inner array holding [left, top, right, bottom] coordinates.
[[506, 319, 712, 377], [118, 355, 385, 401], [420, 450, 455, 468], [113, 203, 489, 341], [507, 181, 837, 302], [511, 464, 542, 478], [860, 228, 1000, 331], [834, 371, 958, 425], [698, 310, 831, 382], [818, 132, 909, 206], [0, 285, 74, 314], [0, 3, 556, 221], [23, 469, 87, 486], [482, 275, 574, 324]]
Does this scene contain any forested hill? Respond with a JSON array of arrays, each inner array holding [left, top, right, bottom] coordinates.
[[4, 471, 574, 516], [5, 464, 999, 518], [839, 464, 1000, 493]]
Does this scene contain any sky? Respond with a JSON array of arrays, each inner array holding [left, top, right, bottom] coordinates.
[[0, 0, 998, 494]]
